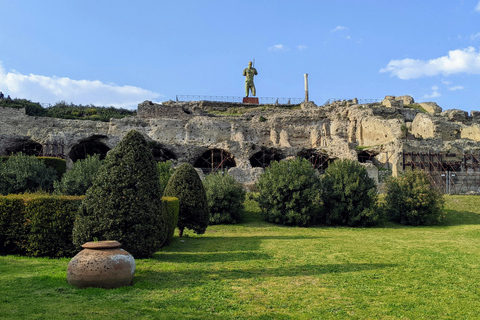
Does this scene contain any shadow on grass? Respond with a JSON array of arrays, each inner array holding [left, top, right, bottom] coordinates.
[[133, 262, 396, 289], [155, 235, 326, 253], [440, 209, 480, 226]]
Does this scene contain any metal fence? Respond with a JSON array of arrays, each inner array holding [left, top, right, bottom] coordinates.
[[176, 95, 304, 105], [428, 171, 480, 195]]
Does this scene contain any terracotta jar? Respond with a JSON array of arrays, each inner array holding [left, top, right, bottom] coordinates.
[[67, 240, 135, 289]]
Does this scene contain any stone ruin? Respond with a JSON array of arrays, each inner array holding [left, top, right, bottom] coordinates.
[[2, 95, 480, 190]]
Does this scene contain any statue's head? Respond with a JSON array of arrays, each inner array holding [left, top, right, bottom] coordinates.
[[248, 61, 253, 67]]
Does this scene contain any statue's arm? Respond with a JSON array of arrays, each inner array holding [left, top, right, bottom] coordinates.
[[242, 69, 246, 76]]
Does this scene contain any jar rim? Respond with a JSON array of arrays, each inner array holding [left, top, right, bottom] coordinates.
[[82, 240, 122, 249]]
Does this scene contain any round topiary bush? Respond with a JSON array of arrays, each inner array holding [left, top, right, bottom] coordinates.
[[54, 154, 103, 195], [163, 163, 209, 237], [320, 159, 380, 227], [0, 153, 57, 195], [203, 172, 246, 225], [256, 157, 322, 226], [72, 130, 167, 258], [385, 169, 444, 225]]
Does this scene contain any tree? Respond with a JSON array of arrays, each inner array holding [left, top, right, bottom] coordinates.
[[163, 163, 209, 237], [72, 130, 167, 258], [0, 153, 57, 195], [256, 158, 322, 226], [203, 172, 246, 224], [385, 170, 444, 226], [54, 154, 103, 195], [157, 160, 175, 195], [321, 159, 380, 227]]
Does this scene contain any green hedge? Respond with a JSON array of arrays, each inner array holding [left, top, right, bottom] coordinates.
[[161, 196, 179, 246], [0, 196, 26, 255], [0, 194, 83, 257], [38, 157, 66, 180]]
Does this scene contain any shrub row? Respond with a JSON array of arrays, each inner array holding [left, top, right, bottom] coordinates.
[[0, 193, 179, 258], [256, 158, 444, 227], [0, 194, 83, 257]]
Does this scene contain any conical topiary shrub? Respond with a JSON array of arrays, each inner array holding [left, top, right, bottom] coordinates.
[[72, 130, 167, 258], [163, 163, 208, 237]]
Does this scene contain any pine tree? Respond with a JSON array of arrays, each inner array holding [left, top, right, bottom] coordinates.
[[163, 163, 208, 237], [72, 130, 167, 258]]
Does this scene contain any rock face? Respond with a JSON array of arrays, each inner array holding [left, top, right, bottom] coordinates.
[[419, 102, 442, 114], [2, 96, 480, 185]]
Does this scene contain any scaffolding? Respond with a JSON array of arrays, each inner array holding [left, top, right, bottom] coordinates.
[[194, 149, 236, 174], [249, 148, 284, 168], [39, 140, 65, 159], [402, 150, 480, 194]]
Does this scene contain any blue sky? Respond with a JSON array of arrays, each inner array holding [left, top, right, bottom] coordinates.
[[1, 1, 480, 112]]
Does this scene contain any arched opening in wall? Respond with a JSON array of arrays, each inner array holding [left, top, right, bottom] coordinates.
[[148, 141, 177, 162], [250, 148, 284, 168], [298, 150, 333, 172], [5, 140, 43, 156], [69, 136, 110, 162], [357, 150, 378, 164], [193, 149, 236, 174]]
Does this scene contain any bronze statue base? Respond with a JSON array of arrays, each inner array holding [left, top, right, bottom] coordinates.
[[243, 97, 259, 104]]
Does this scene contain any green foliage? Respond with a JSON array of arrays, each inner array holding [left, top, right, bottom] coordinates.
[[38, 157, 66, 180], [204, 172, 246, 225], [321, 159, 380, 227], [163, 163, 209, 237], [0, 98, 136, 121], [45, 101, 136, 121], [0, 153, 57, 195], [73, 130, 167, 258], [0, 98, 47, 116], [157, 161, 175, 195], [405, 103, 427, 113], [161, 196, 179, 246], [24, 195, 82, 257], [259, 116, 267, 122], [54, 154, 103, 195], [384, 170, 445, 225], [0, 194, 83, 257], [0, 196, 26, 255], [256, 158, 322, 226]]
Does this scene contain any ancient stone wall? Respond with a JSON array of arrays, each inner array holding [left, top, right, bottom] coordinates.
[[2, 96, 480, 186]]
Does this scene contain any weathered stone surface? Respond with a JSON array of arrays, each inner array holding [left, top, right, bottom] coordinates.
[[3, 97, 480, 186], [419, 102, 442, 114], [442, 109, 468, 122], [382, 95, 415, 108]]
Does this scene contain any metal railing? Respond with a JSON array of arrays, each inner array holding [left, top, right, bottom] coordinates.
[[176, 95, 304, 105]]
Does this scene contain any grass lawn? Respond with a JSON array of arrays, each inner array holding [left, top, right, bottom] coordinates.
[[1, 195, 480, 319]]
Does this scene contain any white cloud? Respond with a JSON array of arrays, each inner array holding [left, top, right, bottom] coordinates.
[[476, 1, 480, 12], [380, 47, 480, 79], [448, 85, 464, 91], [297, 44, 308, 50], [331, 25, 348, 32], [0, 62, 161, 109], [269, 44, 288, 51], [471, 32, 480, 40], [423, 86, 441, 99]]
